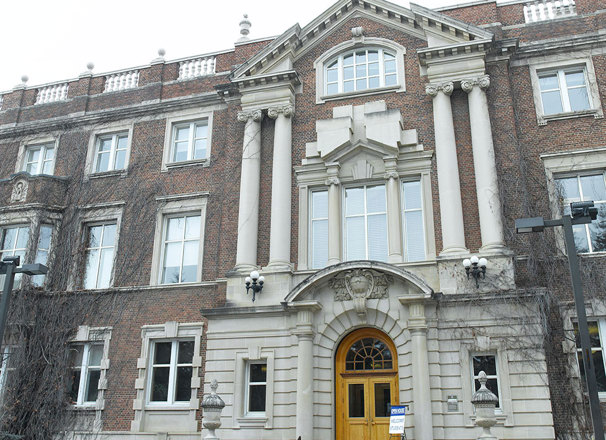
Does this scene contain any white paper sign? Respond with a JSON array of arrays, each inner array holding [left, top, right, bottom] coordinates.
[[389, 405, 406, 434]]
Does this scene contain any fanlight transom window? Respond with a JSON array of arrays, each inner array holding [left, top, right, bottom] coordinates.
[[326, 48, 397, 95], [345, 337, 393, 371]]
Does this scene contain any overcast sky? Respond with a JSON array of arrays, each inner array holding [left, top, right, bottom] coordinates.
[[1, 0, 475, 92]]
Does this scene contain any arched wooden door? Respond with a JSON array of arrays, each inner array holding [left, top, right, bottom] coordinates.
[[336, 328, 399, 440]]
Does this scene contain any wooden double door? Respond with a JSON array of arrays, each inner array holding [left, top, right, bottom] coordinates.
[[336, 329, 399, 440]]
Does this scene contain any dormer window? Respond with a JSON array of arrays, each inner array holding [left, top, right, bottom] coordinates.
[[325, 49, 397, 96]]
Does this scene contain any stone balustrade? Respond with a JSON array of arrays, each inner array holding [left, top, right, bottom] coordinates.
[[104, 70, 140, 92], [178, 56, 216, 80], [524, 0, 576, 23], [35, 82, 69, 104]]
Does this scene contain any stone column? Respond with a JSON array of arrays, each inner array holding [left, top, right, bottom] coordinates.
[[326, 167, 341, 266], [426, 83, 467, 255], [267, 105, 294, 270], [461, 76, 505, 252], [385, 161, 403, 263], [405, 299, 433, 440], [293, 307, 315, 440], [235, 109, 263, 271]]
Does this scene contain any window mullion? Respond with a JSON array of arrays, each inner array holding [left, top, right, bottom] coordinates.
[[168, 341, 178, 404], [364, 187, 369, 259], [559, 70, 572, 112], [109, 135, 117, 170], [78, 344, 90, 405], [188, 123, 195, 161], [94, 226, 105, 288]]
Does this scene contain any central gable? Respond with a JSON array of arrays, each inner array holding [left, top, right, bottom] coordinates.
[[233, 0, 493, 79]]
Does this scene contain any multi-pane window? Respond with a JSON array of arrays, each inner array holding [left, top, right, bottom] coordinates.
[[83, 223, 117, 289], [325, 49, 397, 95], [539, 68, 591, 115], [0, 226, 30, 288], [161, 215, 200, 284], [310, 190, 328, 269], [149, 340, 194, 404], [68, 343, 103, 405], [94, 132, 128, 173], [344, 184, 388, 262], [23, 142, 55, 175], [246, 362, 267, 413], [556, 173, 606, 253], [472, 354, 500, 408], [573, 321, 606, 393], [32, 225, 52, 287], [170, 120, 208, 163], [402, 180, 425, 262]]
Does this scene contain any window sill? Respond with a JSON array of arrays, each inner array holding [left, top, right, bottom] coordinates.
[[578, 251, 606, 258], [163, 159, 209, 171], [144, 404, 191, 411], [69, 404, 97, 411], [539, 109, 602, 125], [87, 170, 127, 180], [319, 84, 402, 103], [236, 415, 268, 428]]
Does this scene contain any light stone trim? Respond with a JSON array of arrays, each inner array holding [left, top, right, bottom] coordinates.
[[68, 204, 124, 291], [313, 37, 407, 104], [14, 134, 60, 176], [161, 107, 215, 172], [83, 121, 134, 181], [149, 195, 208, 286], [526, 54, 603, 125], [71, 325, 112, 431], [131, 321, 204, 433]]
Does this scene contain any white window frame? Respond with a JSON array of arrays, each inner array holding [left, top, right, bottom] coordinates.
[[342, 183, 388, 262], [314, 38, 406, 104], [401, 178, 426, 262], [84, 123, 133, 179], [159, 214, 201, 285], [170, 120, 208, 163], [83, 221, 118, 289], [69, 342, 104, 406], [15, 136, 59, 176], [0, 224, 31, 289], [538, 67, 591, 114], [244, 361, 267, 415], [542, 147, 606, 255], [70, 204, 123, 291], [146, 339, 195, 407], [470, 353, 502, 409], [69, 325, 112, 427], [308, 188, 329, 269], [162, 109, 214, 171], [22, 142, 56, 175], [150, 194, 208, 286], [93, 132, 129, 173], [573, 319, 606, 398], [131, 322, 202, 433], [526, 55, 603, 125], [31, 224, 52, 287], [233, 349, 274, 429]]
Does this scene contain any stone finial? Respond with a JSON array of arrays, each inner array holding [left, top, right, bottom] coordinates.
[[86, 62, 95, 71], [151, 48, 166, 65], [202, 379, 225, 440], [14, 75, 29, 90], [471, 371, 498, 440], [238, 14, 251, 42]]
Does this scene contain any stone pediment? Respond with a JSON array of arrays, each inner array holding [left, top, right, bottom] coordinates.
[[305, 100, 419, 165], [232, 0, 494, 80]]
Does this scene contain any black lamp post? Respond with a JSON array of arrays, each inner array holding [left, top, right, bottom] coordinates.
[[0, 256, 48, 354], [515, 201, 604, 440]]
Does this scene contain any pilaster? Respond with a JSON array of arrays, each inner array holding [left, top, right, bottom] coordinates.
[[384, 159, 403, 263], [326, 166, 342, 266]]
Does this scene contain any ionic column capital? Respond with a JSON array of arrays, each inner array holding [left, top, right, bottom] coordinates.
[[325, 176, 341, 186], [461, 75, 491, 93], [425, 81, 454, 97], [268, 104, 294, 119], [237, 109, 263, 123], [384, 170, 399, 180]]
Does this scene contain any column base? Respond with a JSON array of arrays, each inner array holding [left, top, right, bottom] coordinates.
[[479, 243, 507, 254], [439, 246, 469, 257], [262, 261, 294, 273], [226, 264, 259, 277]]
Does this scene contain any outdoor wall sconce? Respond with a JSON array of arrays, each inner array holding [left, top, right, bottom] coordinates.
[[245, 270, 264, 302], [462, 256, 487, 288]]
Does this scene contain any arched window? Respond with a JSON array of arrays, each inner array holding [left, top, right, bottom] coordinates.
[[345, 337, 393, 371], [325, 48, 397, 96]]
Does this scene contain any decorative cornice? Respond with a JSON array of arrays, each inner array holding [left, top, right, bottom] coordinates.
[[417, 38, 493, 67], [267, 105, 294, 119], [461, 75, 490, 93], [237, 109, 263, 123], [425, 81, 454, 97]]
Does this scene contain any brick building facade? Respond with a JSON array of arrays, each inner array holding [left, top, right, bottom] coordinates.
[[0, 0, 605, 439]]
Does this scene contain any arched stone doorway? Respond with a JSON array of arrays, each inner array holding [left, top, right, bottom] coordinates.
[[335, 328, 399, 440]]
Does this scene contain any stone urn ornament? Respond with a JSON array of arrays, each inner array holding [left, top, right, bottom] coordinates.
[[471, 371, 499, 440], [202, 379, 225, 440]]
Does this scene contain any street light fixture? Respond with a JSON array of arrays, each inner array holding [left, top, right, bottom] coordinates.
[[244, 270, 264, 302], [463, 256, 488, 288], [515, 201, 603, 440], [0, 256, 48, 354]]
